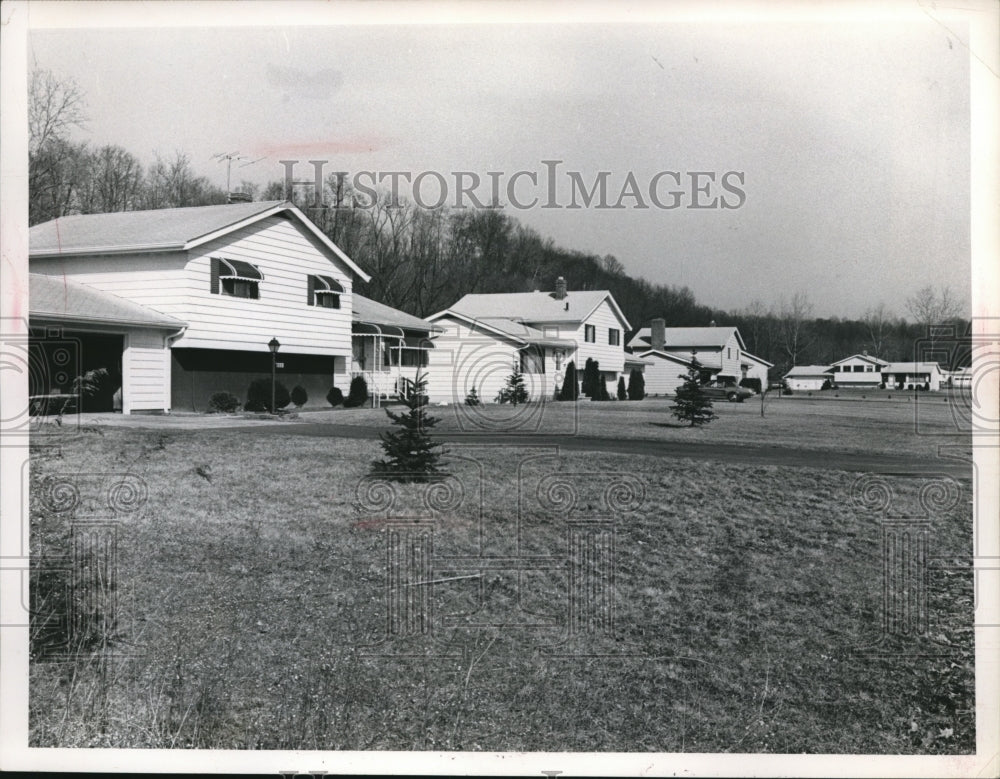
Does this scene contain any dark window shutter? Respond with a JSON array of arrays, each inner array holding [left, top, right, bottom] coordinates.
[[307, 274, 315, 305], [210, 258, 220, 294]]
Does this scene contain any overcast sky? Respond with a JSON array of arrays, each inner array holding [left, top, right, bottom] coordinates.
[[27, 14, 972, 319]]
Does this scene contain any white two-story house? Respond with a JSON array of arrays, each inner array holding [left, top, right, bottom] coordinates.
[[829, 353, 890, 388], [28, 200, 382, 412], [424, 277, 630, 404]]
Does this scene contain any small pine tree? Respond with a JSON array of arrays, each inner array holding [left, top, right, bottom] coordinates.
[[496, 361, 529, 405], [465, 386, 481, 406], [671, 356, 717, 426], [617, 376, 627, 400], [559, 361, 579, 400], [627, 369, 645, 401], [371, 372, 443, 482]]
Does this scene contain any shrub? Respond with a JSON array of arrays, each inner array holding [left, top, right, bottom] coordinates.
[[597, 377, 611, 401], [326, 386, 345, 407], [246, 378, 290, 413], [465, 386, 481, 406], [627, 369, 645, 401], [558, 361, 579, 401], [617, 377, 627, 401], [581, 358, 600, 398], [72, 367, 118, 412], [343, 375, 369, 408], [821, 379, 832, 391], [782, 387, 793, 395], [208, 391, 240, 413], [290, 385, 308, 407]]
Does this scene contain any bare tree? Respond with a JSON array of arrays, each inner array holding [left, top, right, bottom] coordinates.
[[905, 285, 964, 327], [861, 303, 897, 360], [29, 68, 87, 155], [777, 292, 814, 367]]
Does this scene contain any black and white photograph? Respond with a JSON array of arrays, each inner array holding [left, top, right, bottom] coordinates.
[[1, 1, 998, 775]]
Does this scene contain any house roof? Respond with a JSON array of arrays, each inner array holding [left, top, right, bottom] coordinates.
[[443, 289, 630, 330], [634, 349, 694, 366], [783, 365, 834, 377], [29, 273, 186, 330], [430, 311, 575, 349], [352, 294, 440, 334], [883, 362, 942, 373], [29, 201, 371, 282], [627, 326, 746, 351], [741, 351, 774, 368], [830, 353, 890, 367]]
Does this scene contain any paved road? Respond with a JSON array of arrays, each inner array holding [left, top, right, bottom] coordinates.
[[222, 421, 971, 478]]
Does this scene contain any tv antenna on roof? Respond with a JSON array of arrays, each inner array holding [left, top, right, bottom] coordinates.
[[213, 151, 263, 192]]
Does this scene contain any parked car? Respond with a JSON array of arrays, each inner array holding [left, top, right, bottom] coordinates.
[[700, 380, 753, 403]]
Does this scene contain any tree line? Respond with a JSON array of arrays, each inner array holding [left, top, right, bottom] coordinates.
[[28, 68, 970, 377]]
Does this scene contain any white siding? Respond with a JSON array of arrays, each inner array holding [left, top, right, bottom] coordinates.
[[642, 354, 691, 397], [565, 298, 627, 377], [786, 376, 827, 391], [122, 328, 170, 413], [32, 216, 357, 359], [425, 317, 553, 404], [179, 217, 353, 356]]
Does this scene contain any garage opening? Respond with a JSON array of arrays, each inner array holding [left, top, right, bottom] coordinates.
[[29, 330, 123, 413]]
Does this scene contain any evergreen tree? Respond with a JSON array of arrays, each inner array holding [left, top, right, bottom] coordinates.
[[496, 360, 529, 405], [671, 356, 717, 426], [627, 368, 645, 401], [371, 372, 443, 482], [598, 374, 610, 401], [558, 360, 579, 401], [582, 358, 600, 398], [617, 376, 627, 400]]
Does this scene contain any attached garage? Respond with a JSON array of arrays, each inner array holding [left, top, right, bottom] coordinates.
[[28, 273, 185, 414]]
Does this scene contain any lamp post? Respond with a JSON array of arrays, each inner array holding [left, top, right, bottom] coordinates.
[[268, 337, 280, 413]]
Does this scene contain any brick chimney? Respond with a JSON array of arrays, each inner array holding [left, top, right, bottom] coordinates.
[[553, 276, 567, 300], [650, 318, 666, 351]]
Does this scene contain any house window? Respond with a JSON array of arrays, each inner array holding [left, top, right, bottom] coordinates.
[[222, 278, 259, 299], [211, 257, 263, 298], [585, 324, 595, 343], [308, 274, 344, 309], [608, 328, 620, 346]]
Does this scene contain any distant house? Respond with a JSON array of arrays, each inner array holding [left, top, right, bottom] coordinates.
[[882, 362, 944, 391], [947, 366, 972, 389], [829, 353, 890, 388], [28, 201, 440, 412], [783, 365, 834, 391], [425, 277, 630, 404], [628, 319, 754, 384]]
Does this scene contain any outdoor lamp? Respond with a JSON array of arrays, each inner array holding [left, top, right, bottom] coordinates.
[[269, 337, 281, 413]]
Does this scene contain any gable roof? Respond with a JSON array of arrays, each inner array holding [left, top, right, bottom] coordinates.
[[830, 353, 890, 367], [29, 201, 371, 282], [627, 326, 745, 351], [443, 289, 630, 330], [430, 311, 575, 349], [783, 365, 834, 377], [29, 273, 186, 330], [741, 351, 774, 368], [352, 294, 440, 334], [634, 349, 694, 366]]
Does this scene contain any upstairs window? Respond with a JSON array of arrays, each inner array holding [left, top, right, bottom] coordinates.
[[307, 274, 344, 309], [211, 258, 263, 299], [584, 324, 596, 343], [608, 328, 620, 346]]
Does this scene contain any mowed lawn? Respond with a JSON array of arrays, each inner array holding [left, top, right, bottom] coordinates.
[[276, 391, 972, 460], [29, 413, 974, 752]]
